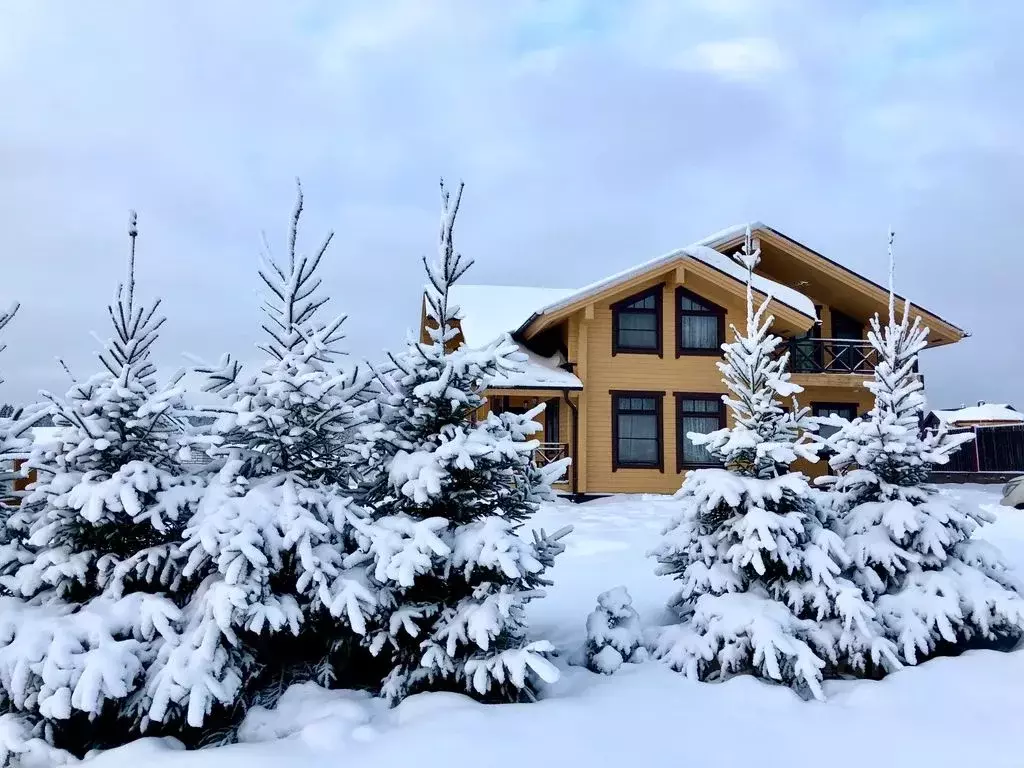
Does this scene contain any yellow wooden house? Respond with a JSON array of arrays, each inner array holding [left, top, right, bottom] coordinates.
[[421, 223, 967, 496]]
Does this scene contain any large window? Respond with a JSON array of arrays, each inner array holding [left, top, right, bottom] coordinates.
[[675, 393, 726, 469], [612, 391, 663, 470], [676, 287, 725, 356], [812, 402, 858, 440], [612, 286, 663, 356]]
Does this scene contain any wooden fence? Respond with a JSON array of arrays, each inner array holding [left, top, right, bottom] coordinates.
[[942, 424, 1024, 474]]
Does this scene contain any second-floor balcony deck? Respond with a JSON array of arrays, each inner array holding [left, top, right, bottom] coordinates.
[[787, 337, 879, 375]]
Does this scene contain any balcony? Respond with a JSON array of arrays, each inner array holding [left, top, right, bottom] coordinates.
[[787, 338, 878, 375], [534, 442, 569, 468]]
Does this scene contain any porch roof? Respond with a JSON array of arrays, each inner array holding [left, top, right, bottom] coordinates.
[[491, 343, 582, 390]]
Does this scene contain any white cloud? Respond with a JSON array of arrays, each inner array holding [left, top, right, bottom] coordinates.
[[680, 37, 790, 80], [0, 0, 1021, 410]]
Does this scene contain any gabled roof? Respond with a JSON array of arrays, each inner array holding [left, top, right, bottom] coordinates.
[[446, 220, 966, 355], [529, 241, 817, 324], [708, 222, 968, 341], [932, 404, 1023, 425]]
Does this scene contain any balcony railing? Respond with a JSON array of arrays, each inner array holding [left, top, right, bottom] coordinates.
[[787, 338, 879, 374], [534, 442, 569, 468]]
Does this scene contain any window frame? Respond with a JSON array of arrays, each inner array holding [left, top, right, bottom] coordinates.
[[675, 286, 726, 357], [811, 401, 859, 443], [611, 285, 664, 357], [674, 392, 727, 471], [811, 402, 859, 420], [610, 390, 665, 472]]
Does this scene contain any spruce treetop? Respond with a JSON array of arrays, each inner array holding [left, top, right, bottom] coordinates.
[[824, 232, 972, 492], [694, 227, 816, 477]]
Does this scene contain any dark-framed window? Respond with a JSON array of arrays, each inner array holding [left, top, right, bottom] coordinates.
[[812, 402, 858, 440], [611, 391, 664, 471], [612, 286, 663, 356], [675, 393, 726, 470], [544, 397, 560, 443], [675, 287, 726, 356]]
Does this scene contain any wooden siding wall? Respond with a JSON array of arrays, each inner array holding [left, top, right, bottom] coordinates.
[[571, 274, 877, 494], [578, 274, 735, 494]]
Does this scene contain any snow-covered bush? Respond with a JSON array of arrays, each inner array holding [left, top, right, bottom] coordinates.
[[0, 216, 205, 758], [651, 229, 899, 700], [577, 587, 644, 674], [357, 181, 570, 705], [818, 233, 1024, 665], [141, 183, 377, 738]]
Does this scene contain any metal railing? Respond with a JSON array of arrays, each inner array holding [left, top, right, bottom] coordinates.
[[534, 442, 569, 467], [788, 338, 879, 374]]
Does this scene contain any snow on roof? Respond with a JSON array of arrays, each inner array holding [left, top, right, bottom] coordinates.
[[30, 426, 63, 443], [686, 245, 817, 319], [533, 238, 817, 323], [492, 344, 582, 390], [449, 285, 576, 347], [689, 221, 767, 249], [445, 224, 816, 383], [932, 404, 1024, 425], [443, 285, 582, 390]]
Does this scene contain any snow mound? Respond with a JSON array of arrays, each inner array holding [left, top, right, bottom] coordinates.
[[237, 684, 374, 744]]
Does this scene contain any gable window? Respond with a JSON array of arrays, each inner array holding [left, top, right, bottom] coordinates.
[[675, 393, 726, 470], [676, 287, 726, 356], [612, 286, 663, 356], [812, 402, 858, 440], [612, 391, 663, 470]]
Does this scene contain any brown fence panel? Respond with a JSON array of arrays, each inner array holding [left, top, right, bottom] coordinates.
[[976, 425, 1024, 472], [942, 424, 1024, 473], [944, 427, 979, 472]]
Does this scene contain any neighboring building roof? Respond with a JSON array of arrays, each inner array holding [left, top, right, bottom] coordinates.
[[932, 404, 1024, 425]]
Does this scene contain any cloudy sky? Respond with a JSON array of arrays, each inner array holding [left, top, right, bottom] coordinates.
[[1, 0, 1021, 409]]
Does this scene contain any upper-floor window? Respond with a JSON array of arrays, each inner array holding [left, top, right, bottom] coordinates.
[[676, 287, 725, 356], [612, 286, 663, 356]]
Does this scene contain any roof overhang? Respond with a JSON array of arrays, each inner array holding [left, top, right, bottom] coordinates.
[[711, 225, 967, 347], [517, 248, 817, 340]]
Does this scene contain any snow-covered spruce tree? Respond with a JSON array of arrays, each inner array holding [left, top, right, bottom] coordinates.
[[575, 587, 645, 675], [650, 228, 899, 700], [818, 232, 1024, 664], [357, 180, 569, 704], [0, 214, 204, 761], [141, 182, 376, 740]]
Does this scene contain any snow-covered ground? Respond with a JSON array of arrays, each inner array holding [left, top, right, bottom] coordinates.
[[88, 485, 1024, 768]]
